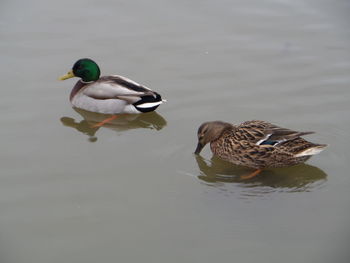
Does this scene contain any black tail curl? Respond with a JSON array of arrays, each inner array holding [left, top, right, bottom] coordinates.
[[133, 93, 163, 113]]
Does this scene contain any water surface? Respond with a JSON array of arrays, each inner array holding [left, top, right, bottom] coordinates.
[[1, 0, 350, 263]]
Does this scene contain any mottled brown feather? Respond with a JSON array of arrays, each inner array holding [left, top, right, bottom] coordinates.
[[196, 120, 327, 169]]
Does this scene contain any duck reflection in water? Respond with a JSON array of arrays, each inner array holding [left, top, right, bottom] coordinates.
[[195, 155, 327, 192], [60, 108, 167, 142]]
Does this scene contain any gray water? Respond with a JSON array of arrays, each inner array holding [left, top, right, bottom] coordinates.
[[1, 0, 350, 262]]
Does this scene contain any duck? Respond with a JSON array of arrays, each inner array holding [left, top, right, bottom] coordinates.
[[59, 58, 165, 114], [194, 120, 327, 179]]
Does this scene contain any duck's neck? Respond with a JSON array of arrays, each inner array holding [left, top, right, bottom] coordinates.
[[212, 122, 233, 140]]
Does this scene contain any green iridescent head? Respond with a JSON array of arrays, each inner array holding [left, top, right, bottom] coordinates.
[[59, 58, 101, 82]]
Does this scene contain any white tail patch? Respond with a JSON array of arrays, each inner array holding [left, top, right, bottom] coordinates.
[[136, 101, 163, 109], [294, 145, 327, 157]]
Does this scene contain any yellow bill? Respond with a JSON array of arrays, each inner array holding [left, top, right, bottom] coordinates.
[[59, 70, 75, 80]]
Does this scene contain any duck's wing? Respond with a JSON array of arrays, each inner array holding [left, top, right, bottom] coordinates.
[[82, 75, 158, 104], [236, 120, 314, 146]]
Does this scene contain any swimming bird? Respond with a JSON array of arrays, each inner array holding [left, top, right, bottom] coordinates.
[[194, 120, 327, 179], [59, 58, 165, 115]]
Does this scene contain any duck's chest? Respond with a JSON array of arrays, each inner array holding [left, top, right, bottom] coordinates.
[[210, 133, 258, 166], [210, 134, 241, 157], [70, 81, 86, 102]]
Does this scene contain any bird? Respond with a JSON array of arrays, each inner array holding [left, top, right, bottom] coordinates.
[[194, 120, 327, 179], [59, 58, 165, 117]]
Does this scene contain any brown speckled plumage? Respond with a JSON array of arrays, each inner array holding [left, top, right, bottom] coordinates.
[[195, 120, 327, 169]]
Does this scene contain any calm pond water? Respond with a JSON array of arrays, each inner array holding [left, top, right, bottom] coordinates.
[[1, 0, 350, 262]]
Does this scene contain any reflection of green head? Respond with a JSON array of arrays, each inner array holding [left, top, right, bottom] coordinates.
[[72, 58, 101, 82]]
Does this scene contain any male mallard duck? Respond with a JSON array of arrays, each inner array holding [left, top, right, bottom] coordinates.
[[59, 58, 165, 114], [195, 120, 327, 179]]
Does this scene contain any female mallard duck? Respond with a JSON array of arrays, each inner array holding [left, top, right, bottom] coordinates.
[[195, 120, 327, 179], [59, 58, 165, 114]]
